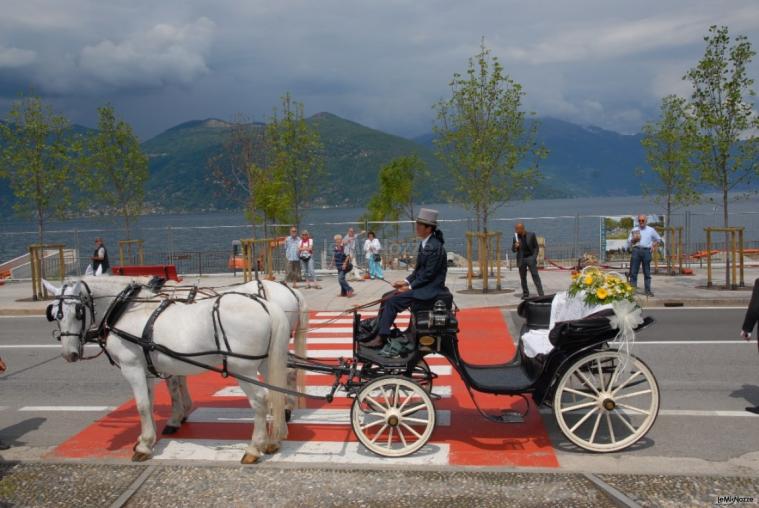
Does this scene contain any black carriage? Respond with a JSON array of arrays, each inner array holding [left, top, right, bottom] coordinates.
[[293, 290, 660, 457]]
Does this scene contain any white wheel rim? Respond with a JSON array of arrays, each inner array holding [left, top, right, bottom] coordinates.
[[351, 377, 436, 457], [553, 351, 659, 452]]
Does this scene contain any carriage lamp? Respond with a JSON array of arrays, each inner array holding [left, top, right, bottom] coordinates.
[[431, 300, 449, 327]]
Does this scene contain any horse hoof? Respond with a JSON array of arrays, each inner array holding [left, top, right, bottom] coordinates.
[[240, 453, 260, 464], [131, 451, 151, 462], [264, 443, 280, 455], [181, 416, 188, 423], [285, 409, 292, 422], [162, 425, 180, 435]]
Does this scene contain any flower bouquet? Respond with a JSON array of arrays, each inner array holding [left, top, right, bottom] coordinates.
[[568, 266, 635, 306]]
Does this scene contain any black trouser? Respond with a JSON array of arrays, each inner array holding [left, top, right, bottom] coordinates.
[[519, 255, 544, 297], [378, 291, 428, 337]]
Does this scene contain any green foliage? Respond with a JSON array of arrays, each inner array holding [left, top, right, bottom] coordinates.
[[433, 41, 546, 231], [638, 95, 700, 227], [684, 25, 759, 228], [365, 155, 428, 237], [266, 93, 325, 228], [0, 97, 80, 243], [84, 104, 148, 239]]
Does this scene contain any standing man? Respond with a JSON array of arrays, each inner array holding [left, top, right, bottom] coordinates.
[[91, 237, 110, 276], [284, 226, 301, 287], [740, 278, 759, 415], [343, 227, 364, 281], [0, 356, 8, 449], [627, 215, 662, 297], [378, 209, 447, 341], [512, 223, 544, 299]]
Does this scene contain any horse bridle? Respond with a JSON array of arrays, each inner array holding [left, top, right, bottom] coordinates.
[[47, 281, 98, 356]]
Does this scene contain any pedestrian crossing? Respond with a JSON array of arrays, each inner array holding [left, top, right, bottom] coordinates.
[[51, 308, 558, 467]]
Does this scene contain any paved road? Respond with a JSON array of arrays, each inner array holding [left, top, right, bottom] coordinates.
[[1, 308, 758, 474]]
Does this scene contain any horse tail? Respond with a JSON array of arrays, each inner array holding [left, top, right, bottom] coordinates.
[[292, 288, 309, 402], [265, 302, 290, 441]]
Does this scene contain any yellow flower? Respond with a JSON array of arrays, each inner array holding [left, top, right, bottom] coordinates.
[[596, 287, 608, 299], [583, 275, 594, 285]]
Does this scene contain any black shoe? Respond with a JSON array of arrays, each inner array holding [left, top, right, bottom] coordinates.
[[521, 294, 529, 300], [746, 406, 759, 415], [645, 291, 655, 297], [0, 441, 9, 450]]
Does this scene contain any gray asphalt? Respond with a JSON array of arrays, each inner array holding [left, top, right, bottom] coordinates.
[[1, 308, 758, 475]]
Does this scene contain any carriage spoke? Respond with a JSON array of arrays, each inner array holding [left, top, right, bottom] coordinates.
[[606, 361, 621, 392], [400, 422, 422, 439], [589, 411, 603, 443], [382, 386, 393, 407], [561, 400, 599, 413], [364, 395, 387, 412], [614, 389, 652, 401], [402, 416, 429, 425], [393, 383, 400, 407], [614, 409, 639, 434], [574, 370, 601, 396], [360, 419, 385, 431], [605, 412, 616, 444], [611, 370, 642, 396], [386, 427, 394, 447], [397, 388, 414, 412], [401, 404, 427, 416], [569, 406, 598, 432], [596, 358, 604, 390], [563, 387, 596, 400], [398, 426, 408, 447], [370, 423, 388, 444], [617, 403, 650, 416]]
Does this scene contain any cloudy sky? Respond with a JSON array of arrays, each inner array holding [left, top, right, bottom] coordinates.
[[1, 0, 758, 140]]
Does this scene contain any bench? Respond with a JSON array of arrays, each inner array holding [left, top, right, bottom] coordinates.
[[110, 265, 183, 282]]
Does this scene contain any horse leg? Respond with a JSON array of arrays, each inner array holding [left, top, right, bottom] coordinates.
[[236, 380, 270, 463], [162, 376, 190, 435], [179, 375, 193, 417], [124, 367, 157, 461]]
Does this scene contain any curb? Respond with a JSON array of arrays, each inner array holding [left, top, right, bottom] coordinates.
[[0, 308, 46, 316]]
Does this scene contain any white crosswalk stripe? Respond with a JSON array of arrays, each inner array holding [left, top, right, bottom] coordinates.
[[214, 385, 453, 398], [186, 407, 451, 426]]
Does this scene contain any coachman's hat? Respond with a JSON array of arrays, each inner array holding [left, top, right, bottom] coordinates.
[[416, 208, 438, 226]]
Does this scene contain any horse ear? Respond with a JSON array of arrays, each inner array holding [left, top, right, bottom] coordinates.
[[42, 279, 61, 295]]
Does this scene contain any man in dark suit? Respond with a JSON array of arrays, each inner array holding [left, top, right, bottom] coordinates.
[[378, 208, 447, 340], [512, 222, 544, 299], [740, 278, 759, 415]]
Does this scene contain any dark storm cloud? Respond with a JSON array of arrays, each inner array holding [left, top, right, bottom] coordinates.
[[0, 0, 758, 139]]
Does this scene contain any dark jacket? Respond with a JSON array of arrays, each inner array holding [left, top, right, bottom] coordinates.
[[742, 278, 759, 337], [512, 232, 539, 264], [333, 246, 349, 272], [93, 245, 110, 273], [406, 231, 447, 301]]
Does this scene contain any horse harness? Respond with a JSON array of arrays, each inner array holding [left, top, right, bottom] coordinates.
[[51, 282, 273, 379]]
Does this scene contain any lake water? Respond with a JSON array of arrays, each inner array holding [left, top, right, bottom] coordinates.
[[1, 194, 757, 268]]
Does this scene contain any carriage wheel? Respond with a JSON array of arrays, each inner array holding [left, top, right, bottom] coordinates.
[[553, 350, 659, 452], [351, 376, 436, 457]]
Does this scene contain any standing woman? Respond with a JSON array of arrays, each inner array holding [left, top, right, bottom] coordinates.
[[364, 231, 383, 280], [298, 230, 320, 289]]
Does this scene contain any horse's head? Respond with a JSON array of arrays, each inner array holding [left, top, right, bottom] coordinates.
[[44, 279, 95, 363]]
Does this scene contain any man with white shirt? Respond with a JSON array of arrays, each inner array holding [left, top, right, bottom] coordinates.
[[627, 214, 662, 297], [377, 208, 447, 341]]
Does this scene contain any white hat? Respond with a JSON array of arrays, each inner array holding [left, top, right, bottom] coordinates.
[[416, 208, 438, 226]]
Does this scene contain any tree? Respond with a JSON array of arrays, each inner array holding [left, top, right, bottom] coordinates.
[[684, 25, 759, 286], [638, 95, 700, 229], [84, 104, 149, 240], [365, 155, 428, 238], [434, 41, 546, 232], [0, 97, 80, 244], [267, 93, 324, 229]]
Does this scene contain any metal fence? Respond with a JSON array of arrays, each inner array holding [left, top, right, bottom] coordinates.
[[2, 211, 758, 278]]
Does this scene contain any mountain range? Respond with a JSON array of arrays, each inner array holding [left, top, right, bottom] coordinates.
[[1, 113, 650, 215]]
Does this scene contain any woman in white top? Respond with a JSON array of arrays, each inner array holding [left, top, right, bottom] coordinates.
[[363, 231, 383, 280]]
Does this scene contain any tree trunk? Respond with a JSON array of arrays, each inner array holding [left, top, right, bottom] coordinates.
[[723, 184, 730, 287]]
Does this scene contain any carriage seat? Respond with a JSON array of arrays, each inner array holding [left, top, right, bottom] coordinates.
[[410, 287, 454, 313]]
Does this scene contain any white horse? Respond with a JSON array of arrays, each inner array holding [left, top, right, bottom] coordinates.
[[45, 276, 290, 464], [157, 279, 309, 432]]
